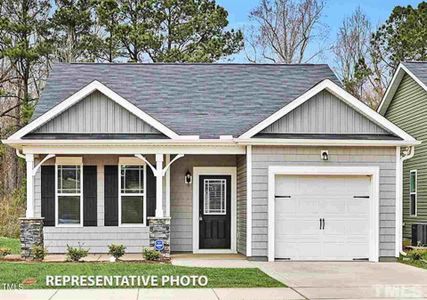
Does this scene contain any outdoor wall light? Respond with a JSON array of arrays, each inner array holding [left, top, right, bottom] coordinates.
[[321, 150, 329, 161], [185, 170, 192, 184]]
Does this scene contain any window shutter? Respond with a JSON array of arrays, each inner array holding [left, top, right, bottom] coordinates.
[[41, 166, 55, 226], [83, 166, 97, 226], [146, 166, 156, 221], [104, 166, 118, 226]]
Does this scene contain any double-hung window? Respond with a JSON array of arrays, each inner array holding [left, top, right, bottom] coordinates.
[[119, 160, 146, 226], [410, 170, 417, 216], [56, 158, 83, 226]]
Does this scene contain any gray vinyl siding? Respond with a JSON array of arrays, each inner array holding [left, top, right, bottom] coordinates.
[[236, 155, 247, 255], [44, 227, 149, 253], [169, 155, 238, 252], [251, 146, 397, 258], [34, 91, 160, 134], [261, 90, 389, 135], [384, 74, 427, 240]]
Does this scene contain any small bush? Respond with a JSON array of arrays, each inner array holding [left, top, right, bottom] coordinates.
[[66, 244, 89, 262], [108, 244, 126, 259], [31, 244, 47, 260], [0, 247, 12, 258], [408, 249, 427, 261], [143, 247, 160, 261]]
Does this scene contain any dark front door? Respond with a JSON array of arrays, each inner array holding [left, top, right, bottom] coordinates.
[[199, 175, 231, 249]]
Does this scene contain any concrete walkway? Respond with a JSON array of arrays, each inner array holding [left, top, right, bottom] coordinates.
[[0, 288, 302, 300]]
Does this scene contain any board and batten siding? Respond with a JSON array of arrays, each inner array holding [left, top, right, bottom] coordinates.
[[169, 155, 238, 252], [251, 146, 397, 259], [261, 90, 389, 135], [384, 74, 427, 240], [34, 91, 160, 134], [236, 155, 247, 255]]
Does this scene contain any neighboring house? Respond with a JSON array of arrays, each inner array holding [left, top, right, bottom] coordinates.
[[3, 63, 417, 262], [378, 62, 427, 246]]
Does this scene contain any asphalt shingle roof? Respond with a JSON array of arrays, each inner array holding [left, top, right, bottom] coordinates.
[[34, 63, 340, 138], [403, 61, 427, 87]]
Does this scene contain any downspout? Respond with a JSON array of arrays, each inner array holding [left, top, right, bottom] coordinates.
[[398, 146, 415, 256]]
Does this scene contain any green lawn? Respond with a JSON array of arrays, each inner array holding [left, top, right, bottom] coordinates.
[[0, 237, 20, 254], [0, 262, 285, 289]]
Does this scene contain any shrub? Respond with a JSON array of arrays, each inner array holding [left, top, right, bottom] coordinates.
[[31, 244, 47, 260], [66, 244, 89, 262], [108, 244, 126, 259], [408, 249, 427, 261], [0, 247, 12, 258], [143, 247, 160, 261]]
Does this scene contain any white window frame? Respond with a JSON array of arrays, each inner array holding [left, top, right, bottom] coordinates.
[[118, 161, 147, 227], [203, 178, 227, 215], [55, 161, 83, 227], [410, 170, 417, 217]]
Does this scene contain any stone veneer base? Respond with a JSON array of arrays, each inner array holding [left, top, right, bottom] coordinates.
[[148, 217, 171, 259], [19, 217, 44, 259]]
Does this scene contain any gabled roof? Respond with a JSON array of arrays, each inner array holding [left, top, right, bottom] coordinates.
[[29, 63, 340, 138], [239, 79, 416, 142], [378, 62, 427, 115]]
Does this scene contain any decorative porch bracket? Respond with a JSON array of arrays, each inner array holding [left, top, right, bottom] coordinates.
[[134, 154, 184, 218]]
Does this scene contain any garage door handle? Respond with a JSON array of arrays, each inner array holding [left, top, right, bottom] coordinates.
[[322, 218, 325, 230], [319, 218, 322, 229], [275, 195, 291, 198]]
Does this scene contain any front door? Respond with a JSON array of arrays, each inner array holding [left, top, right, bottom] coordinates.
[[199, 175, 231, 249]]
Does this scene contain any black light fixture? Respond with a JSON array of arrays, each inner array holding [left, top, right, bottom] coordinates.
[[185, 170, 192, 184], [321, 150, 329, 161]]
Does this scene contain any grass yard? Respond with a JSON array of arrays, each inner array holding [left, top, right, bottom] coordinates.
[[0, 237, 20, 254], [0, 262, 285, 289], [399, 249, 427, 270]]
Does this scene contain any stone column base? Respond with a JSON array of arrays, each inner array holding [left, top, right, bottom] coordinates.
[[148, 217, 171, 260], [19, 217, 44, 259]]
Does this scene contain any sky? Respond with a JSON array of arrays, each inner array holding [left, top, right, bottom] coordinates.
[[216, 0, 421, 64]]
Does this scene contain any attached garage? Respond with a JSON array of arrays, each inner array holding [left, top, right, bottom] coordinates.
[[268, 166, 380, 262]]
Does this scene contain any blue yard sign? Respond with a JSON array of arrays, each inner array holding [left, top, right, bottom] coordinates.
[[154, 240, 164, 251]]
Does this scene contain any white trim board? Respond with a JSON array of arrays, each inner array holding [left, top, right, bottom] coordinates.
[[267, 166, 380, 262], [239, 79, 417, 143], [378, 63, 427, 115], [8, 80, 180, 140], [192, 167, 237, 254]]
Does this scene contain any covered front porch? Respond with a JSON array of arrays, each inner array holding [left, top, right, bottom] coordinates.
[[19, 143, 247, 256]]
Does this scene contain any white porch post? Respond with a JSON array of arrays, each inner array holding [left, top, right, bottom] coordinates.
[[155, 154, 164, 218], [165, 154, 171, 217], [25, 153, 34, 218]]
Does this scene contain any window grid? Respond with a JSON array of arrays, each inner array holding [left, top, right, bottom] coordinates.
[[119, 164, 146, 225], [203, 179, 226, 215], [56, 164, 82, 226]]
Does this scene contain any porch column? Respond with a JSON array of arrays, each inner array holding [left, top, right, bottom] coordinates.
[[155, 154, 164, 218], [25, 154, 34, 218]]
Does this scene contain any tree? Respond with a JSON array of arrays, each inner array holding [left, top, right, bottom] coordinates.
[[103, 0, 243, 63], [246, 0, 327, 63], [332, 7, 376, 105], [371, 2, 427, 74], [51, 0, 102, 62], [96, 0, 123, 62], [147, 0, 243, 62]]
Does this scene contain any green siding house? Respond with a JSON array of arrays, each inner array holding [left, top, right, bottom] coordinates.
[[379, 62, 427, 245]]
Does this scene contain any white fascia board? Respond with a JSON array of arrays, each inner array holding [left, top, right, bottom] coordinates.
[[239, 79, 417, 143], [378, 63, 427, 115], [236, 138, 420, 147], [7, 80, 180, 140]]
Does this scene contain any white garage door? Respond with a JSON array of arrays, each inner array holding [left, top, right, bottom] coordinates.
[[275, 175, 371, 260]]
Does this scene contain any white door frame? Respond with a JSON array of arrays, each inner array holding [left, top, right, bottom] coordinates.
[[192, 166, 237, 253], [268, 166, 380, 262]]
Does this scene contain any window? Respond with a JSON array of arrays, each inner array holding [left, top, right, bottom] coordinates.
[[204, 179, 226, 215], [410, 170, 417, 216], [56, 165, 82, 225], [119, 165, 145, 225]]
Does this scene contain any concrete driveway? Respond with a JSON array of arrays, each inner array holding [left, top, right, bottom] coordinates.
[[173, 257, 427, 299], [253, 261, 427, 299]]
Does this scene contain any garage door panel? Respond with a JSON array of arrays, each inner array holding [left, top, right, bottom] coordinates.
[[274, 174, 371, 261]]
